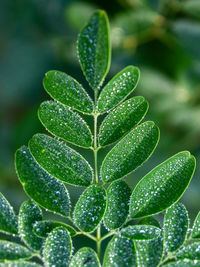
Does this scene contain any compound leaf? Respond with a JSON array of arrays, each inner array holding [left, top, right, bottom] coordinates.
[[104, 180, 131, 230], [43, 70, 94, 114], [97, 66, 140, 114], [129, 151, 196, 218], [99, 96, 148, 147], [73, 184, 106, 232], [15, 146, 70, 217], [176, 242, 200, 260], [0, 241, 32, 261], [0, 262, 42, 267], [120, 225, 161, 240], [29, 134, 93, 186], [78, 10, 110, 90], [191, 212, 200, 239], [38, 101, 92, 148], [70, 247, 100, 267], [101, 121, 159, 183]]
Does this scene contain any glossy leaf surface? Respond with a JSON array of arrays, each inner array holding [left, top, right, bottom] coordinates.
[[138, 216, 161, 228], [120, 225, 161, 240], [191, 212, 200, 238], [176, 242, 200, 260], [164, 260, 200, 267], [0, 241, 32, 261], [70, 247, 100, 267]]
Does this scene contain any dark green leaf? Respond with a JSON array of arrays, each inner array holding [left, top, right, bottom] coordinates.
[[18, 200, 43, 251], [97, 66, 140, 114], [0, 192, 18, 235], [73, 184, 106, 232], [104, 180, 131, 230], [78, 10, 110, 90], [138, 216, 161, 228], [191, 212, 200, 239], [182, 0, 200, 19], [70, 247, 100, 267], [38, 101, 92, 148], [43, 70, 94, 114], [101, 121, 159, 183], [120, 225, 161, 240], [43, 227, 72, 267], [176, 242, 200, 261], [0, 262, 42, 267], [29, 134, 93, 186], [0, 241, 32, 261], [163, 260, 200, 267], [15, 146, 70, 217], [129, 151, 196, 218], [99, 96, 148, 147]]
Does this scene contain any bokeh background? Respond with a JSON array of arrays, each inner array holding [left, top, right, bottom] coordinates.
[[0, 0, 200, 236]]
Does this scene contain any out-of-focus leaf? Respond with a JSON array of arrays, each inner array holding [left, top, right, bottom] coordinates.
[[176, 242, 200, 260], [163, 260, 200, 267], [70, 247, 100, 267], [0, 241, 32, 261], [120, 225, 161, 240], [182, 0, 200, 19], [191, 212, 200, 239], [0, 263, 42, 267]]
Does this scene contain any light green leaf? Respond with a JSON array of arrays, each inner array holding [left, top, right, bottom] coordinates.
[[18, 201, 43, 251], [29, 134, 93, 186], [163, 260, 200, 267], [104, 180, 131, 230], [43, 70, 94, 114], [73, 184, 106, 232], [78, 10, 110, 90], [15, 146, 71, 217], [164, 203, 189, 252], [129, 151, 196, 218], [70, 247, 100, 267], [0, 241, 32, 261], [43, 227, 72, 267], [33, 220, 76, 238], [38, 101, 92, 148], [101, 121, 159, 183], [0, 262, 42, 267], [99, 96, 148, 147], [97, 66, 140, 114], [182, 0, 200, 19], [176, 242, 200, 261], [191, 212, 200, 239], [103, 235, 137, 267], [0, 192, 18, 235], [120, 225, 161, 240]]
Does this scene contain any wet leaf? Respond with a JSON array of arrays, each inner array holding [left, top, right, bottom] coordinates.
[[101, 121, 159, 183], [38, 101, 92, 148], [18, 201, 43, 251], [99, 96, 148, 147], [0, 192, 18, 235], [78, 10, 110, 90], [70, 247, 100, 267], [129, 151, 196, 218], [43, 70, 94, 114], [29, 134, 93, 186], [97, 66, 140, 114], [163, 260, 200, 266], [0, 241, 32, 261], [43, 227, 72, 267], [164, 203, 189, 252], [191, 212, 200, 239], [138, 216, 161, 228], [176, 242, 200, 261], [0, 262, 42, 267], [104, 180, 131, 230], [120, 225, 161, 240], [15, 146, 70, 217], [73, 184, 106, 232]]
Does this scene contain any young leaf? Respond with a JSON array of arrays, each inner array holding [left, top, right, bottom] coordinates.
[[0, 192, 18, 235], [0, 262, 42, 267], [0, 241, 32, 261], [120, 225, 161, 240], [15, 146, 71, 217], [70, 247, 100, 267], [164, 203, 189, 252], [18, 200, 43, 251], [129, 151, 196, 219], [101, 121, 159, 183], [176, 242, 200, 261], [29, 134, 93, 186], [73, 184, 106, 232], [103, 235, 137, 267], [163, 260, 200, 267], [33, 220, 76, 238], [99, 96, 148, 147], [138, 216, 161, 228], [43, 70, 94, 114], [43, 227, 72, 267], [191, 212, 200, 239], [78, 10, 110, 90], [38, 101, 92, 148], [97, 66, 140, 114], [104, 180, 131, 230]]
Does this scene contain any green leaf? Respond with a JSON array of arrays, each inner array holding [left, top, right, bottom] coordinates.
[[29, 134, 93, 186], [103, 235, 137, 267], [43, 227, 72, 267], [33, 220, 76, 238], [97, 66, 140, 114], [129, 151, 196, 218], [0, 241, 32, 261], [182, 0, 200, 19], [78, 10, 111, 90], [18, 200, 43, 251], [99, 96, 148, 147], [120, 225, 161, 240], [73, 184, 106, 232], [38, 101, 92, 148], [176, 242, 200, 261], [163, 260, 200, 267], [164, 203, 189, 252], [138, 216, 161, 228], [43, 70, 94, 114], [104, 180, 131, 230], [0, 262, 42, 267], [15, 146, 71, 217], [0, 192, 18, 235], [70, 247, 100, 267], [101, 121, 159, 183], [191, 212, 200, 239]]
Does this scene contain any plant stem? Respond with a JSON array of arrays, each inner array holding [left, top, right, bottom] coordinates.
[[76, 231, 97, 242], [100, 231, 116, 242], [97, 225, 101, 260]]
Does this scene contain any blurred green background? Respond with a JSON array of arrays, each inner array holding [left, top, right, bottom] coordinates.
[[0, 0, 200, 230]]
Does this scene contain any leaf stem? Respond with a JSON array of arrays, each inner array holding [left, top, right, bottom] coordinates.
[[97, 225, 101, 260], [76, 231, 97, 241], [100, 231, 116, 242]]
